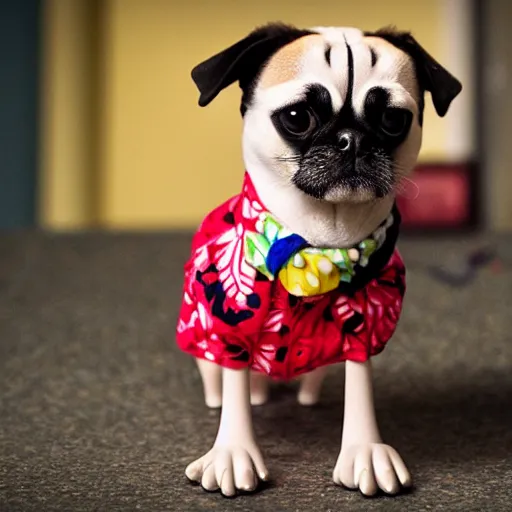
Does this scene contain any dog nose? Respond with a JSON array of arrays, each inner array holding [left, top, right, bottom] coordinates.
[[337, 132, 353, 152]]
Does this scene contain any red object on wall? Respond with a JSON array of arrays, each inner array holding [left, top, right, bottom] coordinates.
[[396, 163, 471, 228]]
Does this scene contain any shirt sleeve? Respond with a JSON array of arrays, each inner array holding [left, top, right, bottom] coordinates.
[[176, 198, 273, 370]]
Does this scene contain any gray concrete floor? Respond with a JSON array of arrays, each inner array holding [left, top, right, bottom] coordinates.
[[1, 232, 511, 511]]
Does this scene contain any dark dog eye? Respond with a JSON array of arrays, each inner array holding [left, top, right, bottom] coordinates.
[[380, 108, 410, 137], [278, 106, 317, 137]]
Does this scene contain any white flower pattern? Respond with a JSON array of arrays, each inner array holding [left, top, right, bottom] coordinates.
[[210, 189, 264, 308], [215, 224, 257, 306], [262, 309, 284, 332]]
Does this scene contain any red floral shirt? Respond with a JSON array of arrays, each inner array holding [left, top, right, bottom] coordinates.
[[176, 172, 406, 380]]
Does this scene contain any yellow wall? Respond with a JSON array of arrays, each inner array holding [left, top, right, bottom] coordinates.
[[41, 0, 449, 230], [40, 0, 99, 229]]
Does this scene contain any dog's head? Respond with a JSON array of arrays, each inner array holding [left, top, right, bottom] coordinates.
[[192, 23, 462, 203]]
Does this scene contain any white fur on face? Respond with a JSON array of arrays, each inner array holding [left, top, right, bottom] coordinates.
[[243, 27, 423, 196]]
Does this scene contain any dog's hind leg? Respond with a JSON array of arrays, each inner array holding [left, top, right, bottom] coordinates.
[[297, 366, 328, 405], [196, 358, 222, 408], [250, 371, 270, 406]]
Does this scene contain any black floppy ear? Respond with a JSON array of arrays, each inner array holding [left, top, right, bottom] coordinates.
[[191, 23, 312, 108], [366, 28, 462, 117]]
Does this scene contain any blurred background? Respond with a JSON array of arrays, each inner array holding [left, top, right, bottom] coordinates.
[[1, 0, 510, 234]]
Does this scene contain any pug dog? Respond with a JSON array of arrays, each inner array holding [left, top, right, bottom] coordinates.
[[177, 23, 461, 498]]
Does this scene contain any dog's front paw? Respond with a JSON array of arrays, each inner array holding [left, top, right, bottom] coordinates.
[[185, 443, 269, 497], [333, 443, 412, 496]]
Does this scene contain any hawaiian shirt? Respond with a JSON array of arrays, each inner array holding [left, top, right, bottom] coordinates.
[[176, 172, 406, 381]]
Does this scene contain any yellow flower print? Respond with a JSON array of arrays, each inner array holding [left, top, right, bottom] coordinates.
[[278, 250, 342, 297]]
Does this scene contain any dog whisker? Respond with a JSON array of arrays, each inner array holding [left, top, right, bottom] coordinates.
[[395, 176, 420, 199], [275, 154, 302, 163]]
